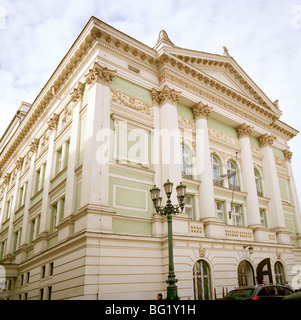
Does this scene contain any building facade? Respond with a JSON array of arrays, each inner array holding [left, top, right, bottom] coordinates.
[[0, 17, 301, 300]]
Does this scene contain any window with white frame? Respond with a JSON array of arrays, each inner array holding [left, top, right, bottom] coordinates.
[[184, 195, 194, 219], [18, 181, 28, 209], [55, 140, 70, 175], [231, 204, 243, 226], [34, 163, 46, 193], [29, 214, 40, 246], [260, 209, 268, 227], [50, 196, 65, 234], [182, 144, 193, 179], [13, 228, 22, 253], [215, 200, 225, 222], [254, 169, 263, 197], [211, 154, 222, 186], [227, 160, 240, 191]]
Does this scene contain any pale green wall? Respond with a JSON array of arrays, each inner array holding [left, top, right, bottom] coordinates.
[[250, 136, 259, 148], [111, 76, 152, 104], [112, 218, 152, 236], [208, 117, 238, 139], [177, 103, 193, 120], [273, 147, 285, 160]]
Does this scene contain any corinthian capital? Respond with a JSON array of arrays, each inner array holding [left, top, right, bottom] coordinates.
[[236, 123, 253, 138], [84, 62, 116, 88], [258, 134, 275, 148], [70, 82, 84, 103], [47, 114, 59, 131], [283, 150, 293, 162], [151, 85, 181, 106], [29, 138, 39, 153], [192, 102, 212, 120]]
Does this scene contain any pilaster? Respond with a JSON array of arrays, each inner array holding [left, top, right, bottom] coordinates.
[[80, 62, 116, 213]]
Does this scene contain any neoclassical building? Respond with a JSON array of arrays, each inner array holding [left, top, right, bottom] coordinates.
[[0, 17, 300, 300]]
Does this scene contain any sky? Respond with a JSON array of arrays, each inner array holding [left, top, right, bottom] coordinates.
[[0, 0, 301, 202]]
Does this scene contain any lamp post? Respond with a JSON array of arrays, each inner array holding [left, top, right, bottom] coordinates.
[[150, 180, 187, 300]]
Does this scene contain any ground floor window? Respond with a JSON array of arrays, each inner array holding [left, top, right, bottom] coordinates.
[[274, 261, 286, 285], [193, 260, 212, 300], [238, 260, 255, 287]]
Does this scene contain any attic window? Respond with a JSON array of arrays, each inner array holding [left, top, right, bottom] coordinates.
[[128, 65, 140, 74]]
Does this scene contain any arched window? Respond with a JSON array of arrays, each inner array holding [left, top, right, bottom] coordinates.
[[238, 260, 255, 287], [274, 261, 286, 285], [193, 260, 212, 300], [181, 144, 193, 179], [211, 154, 222, 186], [254, 169, 263, 197], [227, 160, 240, 191]]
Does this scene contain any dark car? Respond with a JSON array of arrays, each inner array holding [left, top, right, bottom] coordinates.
[[223, 284, 293, 300], [282, 291, 301, 300]]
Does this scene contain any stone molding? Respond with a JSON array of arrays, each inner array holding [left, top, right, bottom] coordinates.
[[192, 102, 212, 120], [84, 62, 116, 88], [236, 123, 254, 138], [151, 85, 181, 106], [29, 138, 39, 153]]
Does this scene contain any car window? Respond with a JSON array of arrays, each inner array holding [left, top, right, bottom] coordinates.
[[266, 286, 277, 296], [224, 289, 254, 300], [258, 288, 268, 296]]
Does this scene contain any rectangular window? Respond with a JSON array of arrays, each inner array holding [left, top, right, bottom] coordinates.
[[40, 288, 44, 300], [41, 266, 46, 279], [48, 286, 52, 300], [184, 195, 194, 219], [5, 199, 11, 220], [35, 163, 46, 193], [50, 197, 65, 233], [13, 229, 22, 253], [232, 204, 243, 227], [215, 200, 225, 222], [27, 272, 30, 284], [29, 215, 40, 245], [50, 203, 58, 234], [55, 140, 70, 176], [0, 240, 6, 259], [49, 262, 54, 276], [260, 209, 268, 227], [18, 181, 28, 208]]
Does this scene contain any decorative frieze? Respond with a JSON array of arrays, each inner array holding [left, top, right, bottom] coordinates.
[[70, 82, 84, 104], [84, 62, 116, 88], [236, 123, 253, 138], [258, 134, 275, 148], [151, 85, 181, 106], [192, 102, 213, 120], [178, 116, 194, 129], [111, 89, 152, 116]]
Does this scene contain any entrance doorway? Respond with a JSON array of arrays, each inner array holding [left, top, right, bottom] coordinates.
[[256, 258, 273, 284], [237, 260, 255, 287]]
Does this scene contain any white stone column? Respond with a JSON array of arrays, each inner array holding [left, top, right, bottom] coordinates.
[[259, 134, 291, 244], [151, 85, 182, 204], [284, 150, 301, 247], [192, 102, 224, 238], [192, 102, 216, 221], [236, 124, 262, 229], [80, 62, 116, 209]]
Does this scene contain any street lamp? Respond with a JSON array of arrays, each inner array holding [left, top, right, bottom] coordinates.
[[150, 180, 187, 300]]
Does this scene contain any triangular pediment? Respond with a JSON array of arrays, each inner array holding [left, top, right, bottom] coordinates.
[[160, 46, 282, 118]]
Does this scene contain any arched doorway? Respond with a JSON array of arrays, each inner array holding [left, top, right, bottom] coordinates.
[[193, 260, 212, 300], [238, 260, 255, 287], [274, 261, 286, 285]]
